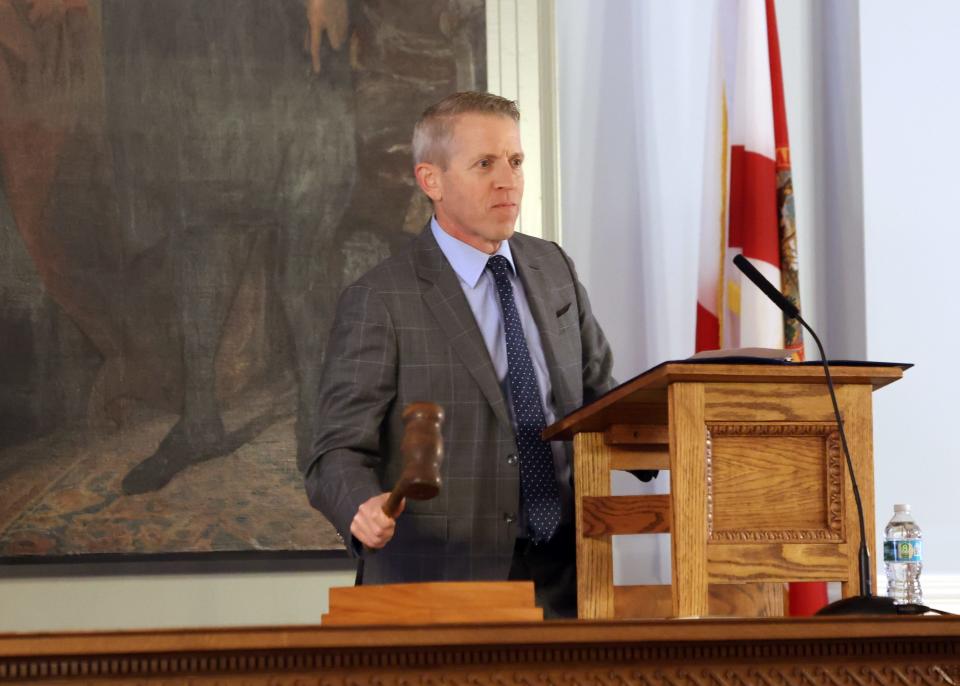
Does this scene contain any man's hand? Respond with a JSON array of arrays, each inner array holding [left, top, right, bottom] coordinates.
[[351, 492, 404, 549]]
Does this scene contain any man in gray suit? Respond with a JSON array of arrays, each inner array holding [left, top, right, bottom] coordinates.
[[302, 92, 639, 618]]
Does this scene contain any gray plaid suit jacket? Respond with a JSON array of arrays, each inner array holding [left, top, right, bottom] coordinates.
[[301, 226, 615, 584]]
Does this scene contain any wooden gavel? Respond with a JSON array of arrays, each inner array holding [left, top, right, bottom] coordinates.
[[381, 402, 445, 518]]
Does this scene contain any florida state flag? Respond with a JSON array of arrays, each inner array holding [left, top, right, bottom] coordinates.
[[695, 0, 822, 614]]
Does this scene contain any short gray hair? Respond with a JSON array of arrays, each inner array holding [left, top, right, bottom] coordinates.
[[412, 92, 520, 168]]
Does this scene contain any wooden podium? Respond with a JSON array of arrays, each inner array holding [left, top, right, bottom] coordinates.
[[543, 360, 906, 620]]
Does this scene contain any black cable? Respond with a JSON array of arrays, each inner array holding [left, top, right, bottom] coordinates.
[[794, 312, 872, 598]]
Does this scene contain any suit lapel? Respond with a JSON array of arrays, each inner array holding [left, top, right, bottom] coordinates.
[[414, 228, 512, 430], [510, 237, 576, 416]]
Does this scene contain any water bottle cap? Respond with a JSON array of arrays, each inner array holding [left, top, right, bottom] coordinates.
[[894, 503, 911, 513]]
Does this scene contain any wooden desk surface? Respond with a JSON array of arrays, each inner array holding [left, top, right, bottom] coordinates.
[[1, 616, 958, 685], [544, 362, 905, 440]]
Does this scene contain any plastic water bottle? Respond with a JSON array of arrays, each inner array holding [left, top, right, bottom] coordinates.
[[883, 504, 922, 604]]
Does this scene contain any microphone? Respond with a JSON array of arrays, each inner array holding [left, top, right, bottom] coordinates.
[[732, 254, 913, 615], [732, 254, 799, 319]]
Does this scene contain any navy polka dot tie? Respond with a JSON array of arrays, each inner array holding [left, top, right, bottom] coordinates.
[[487, 255, 561, 544]]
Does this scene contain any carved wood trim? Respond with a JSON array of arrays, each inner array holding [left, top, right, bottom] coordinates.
[[706, 426, 714, 537], [0, 637, 958, 684], [706, 422, 844, 543], [825, 428, 844, 536]]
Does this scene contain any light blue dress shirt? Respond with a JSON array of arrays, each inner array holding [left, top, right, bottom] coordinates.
[[430, 218, 572, 528]]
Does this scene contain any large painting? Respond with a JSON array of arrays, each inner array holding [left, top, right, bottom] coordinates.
[[0, 0, 485, 558]]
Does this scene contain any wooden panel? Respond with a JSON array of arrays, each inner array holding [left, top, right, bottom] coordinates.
[[605, 426, 669, 472], [325, 582, 542, 624], [836, 384, 876, 597], [573, 432, 614, 620], [328, 581, 535, 611], [322, 608, 543, 626], [708, 423, 843, 541], [707, 582, 785, 617], [614, 584, 673, 618], [707, 542, 851, 583], [544, 363, 903, 440], [704, 382, 838, 421], [614, 583, 784, 619], [604, 424, 669, 445], [668, 382, 708, 618], [609, 446, 670, 471], [580, 495, 670, 537], [542, 392, 670, 441]]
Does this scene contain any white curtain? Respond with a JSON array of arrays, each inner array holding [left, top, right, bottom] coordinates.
[[555, 0, 714, 584]]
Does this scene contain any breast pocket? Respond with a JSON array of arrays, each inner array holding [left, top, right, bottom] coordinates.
[[556, 302, 577, 334]]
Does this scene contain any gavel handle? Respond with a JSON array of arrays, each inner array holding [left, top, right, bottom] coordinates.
[[358, 490, 403, 560], [362, 487, 405, 555], [382, 485, 405, 519]]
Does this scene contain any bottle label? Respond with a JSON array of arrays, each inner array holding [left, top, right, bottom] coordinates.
[[884, 539, 922, 562]]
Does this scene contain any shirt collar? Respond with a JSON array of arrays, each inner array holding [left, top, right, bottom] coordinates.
[[430, 216, 515, 288]]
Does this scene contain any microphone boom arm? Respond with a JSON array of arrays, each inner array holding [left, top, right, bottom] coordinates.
[[730, 253, 901, 613], [792, 313, 872, 597]]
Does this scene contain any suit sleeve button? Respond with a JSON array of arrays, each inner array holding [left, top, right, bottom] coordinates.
[[506, 453, 518, 466], [503, 513, 517, 524]]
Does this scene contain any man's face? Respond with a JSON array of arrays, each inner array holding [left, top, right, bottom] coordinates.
[[426, 113, 524, 253]]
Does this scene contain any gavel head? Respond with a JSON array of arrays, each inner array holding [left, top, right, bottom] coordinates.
[[397, 402, 445, 501]]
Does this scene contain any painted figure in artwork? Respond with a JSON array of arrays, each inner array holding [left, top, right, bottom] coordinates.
[[0, 0, 124, 378], [0, 0, 483, 556], [104, 0, 358, 493], [0, 0, 357, 494]]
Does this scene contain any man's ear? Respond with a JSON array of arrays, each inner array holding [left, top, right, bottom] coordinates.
[[415, 162, 443, 202]]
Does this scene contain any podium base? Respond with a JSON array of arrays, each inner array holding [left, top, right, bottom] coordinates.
[[322, 581, 544, 625]]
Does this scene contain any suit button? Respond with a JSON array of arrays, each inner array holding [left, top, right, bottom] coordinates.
[[506, 453, 518, 466], [503, 513, 517, 524]]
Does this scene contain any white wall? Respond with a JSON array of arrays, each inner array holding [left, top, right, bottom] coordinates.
[[860, 1, 960, 579], [0, 563, 355, 632]]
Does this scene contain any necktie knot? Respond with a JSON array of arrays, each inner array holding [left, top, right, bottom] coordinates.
[[486, 254, 512, 283]]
